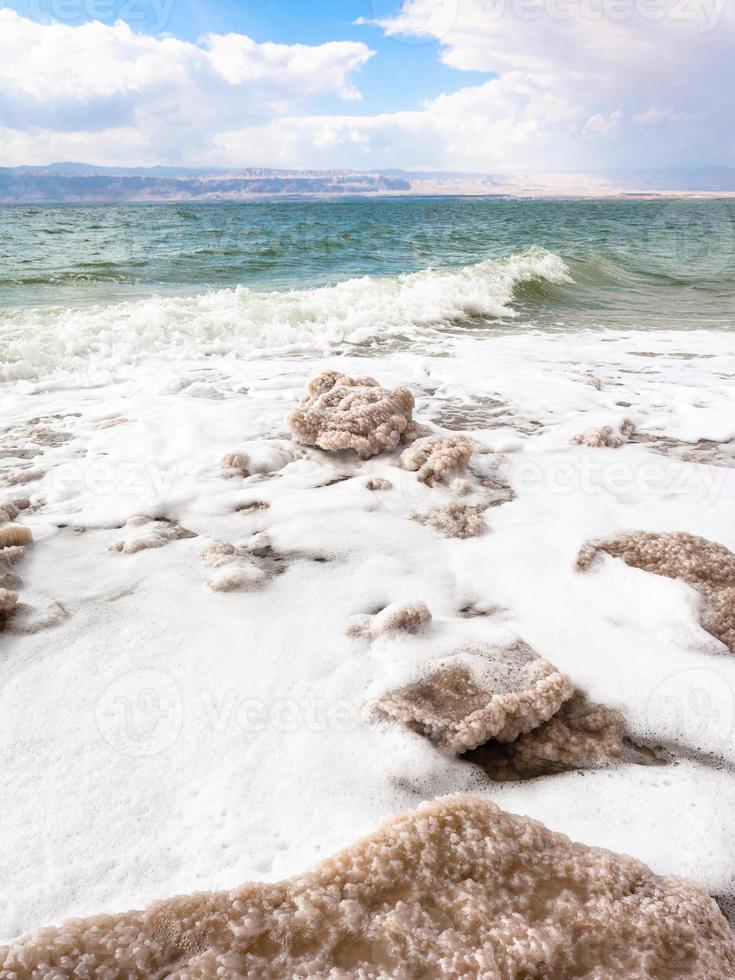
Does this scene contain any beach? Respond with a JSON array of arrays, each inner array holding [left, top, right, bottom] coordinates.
[[1, 199, 735, 950]]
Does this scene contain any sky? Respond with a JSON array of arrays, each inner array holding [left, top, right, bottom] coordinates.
[[0, 0, 733, 173]]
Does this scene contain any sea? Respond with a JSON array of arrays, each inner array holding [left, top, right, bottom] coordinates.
[[1, 197, 734, 381]]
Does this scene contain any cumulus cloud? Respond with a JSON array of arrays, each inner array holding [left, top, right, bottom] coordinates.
[[0, 1, 733, 171], [216, 0, 735, 172], [0, 8, 372, 164]]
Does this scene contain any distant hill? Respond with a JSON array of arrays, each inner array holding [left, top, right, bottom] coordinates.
[[0, 164, 732, 203], [0, 166, 419, 203]]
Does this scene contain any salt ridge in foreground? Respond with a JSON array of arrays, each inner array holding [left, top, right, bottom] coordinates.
[[2, 794, 734, 978]]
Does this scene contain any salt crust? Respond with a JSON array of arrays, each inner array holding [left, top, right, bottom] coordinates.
[[467, 693, 630, 781], [345, 600, 432, 640], [410, 501, 488, 539], [2, 794, 733, 979], [109, 516, 196, 555], [571, 418, 636, 448], [376, 642, 575, 754], [0, 510, 32, 625], [577, 530, 735, 653]]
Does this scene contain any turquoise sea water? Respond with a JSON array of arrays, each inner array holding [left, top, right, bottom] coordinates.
[[1, 198, 734, 380]]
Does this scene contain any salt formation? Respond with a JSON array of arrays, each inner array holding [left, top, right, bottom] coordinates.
[[449, 477, 474, 496], [577, 530, 735, 653], [2, 467, 44, 486], [199, 540, 267, 592], [287, 371, 417, 459], [467, 693, 630, 781], [377, 642, 574, 754], [221, 441, 298, 479], [3, 794, 733, 979], [571, 418, 635, 448], [0, 510, 32, 625], [410, 501, 487, 539], [221, 451, 250, 476], [0, 588, 18, 614], [0, 498, 30, 521], [0, 524, 32, 548], [364, 476, 392, 491], [345, 600, 432, 640], [400, 435, 473, 485], [109, 516, 196, 555], [632, 433, 735, 468]]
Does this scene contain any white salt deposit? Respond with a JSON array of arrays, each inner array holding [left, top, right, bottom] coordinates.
[[1, 326, 735, 943]]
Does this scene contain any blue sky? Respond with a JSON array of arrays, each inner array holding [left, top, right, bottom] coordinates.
[[0, 0, 732, 173]]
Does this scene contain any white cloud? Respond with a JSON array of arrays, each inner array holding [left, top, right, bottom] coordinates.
[[0, 2, 733, 171], [177, 0, 735, 172], [0, 9, 372, 164], [358, 0, 735, 170]]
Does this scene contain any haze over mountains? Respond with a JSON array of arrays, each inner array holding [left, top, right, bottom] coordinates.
[[0, 164, 733, 203]]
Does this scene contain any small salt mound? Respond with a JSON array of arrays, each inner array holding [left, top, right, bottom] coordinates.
[[571, 418, 636, 448], [345, 600, 432, 640], [577, 530, 735, 653], [109, 517, 196, 555], [287, 370, 418, 459], [0, 546, 25, 567], [364, 476, 392, 491], [198, 539, 267, 592], [2, 794, 733, 979], [0, 587, 18, 614], [400, 434, 473, 485], [410, 501, 487, 538], [220, 451, 249, 476], [376, 642, 574, 753], [0, 524, 32, 548], [221, 441, 297, 479], [0, 519, 32, 626]]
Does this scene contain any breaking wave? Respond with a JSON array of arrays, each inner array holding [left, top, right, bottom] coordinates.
[[0, 247, 571, 381]]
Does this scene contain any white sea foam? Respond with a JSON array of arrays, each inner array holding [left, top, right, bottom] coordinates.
[[2, 330, 735, 942], [0, 247, 571, 381]]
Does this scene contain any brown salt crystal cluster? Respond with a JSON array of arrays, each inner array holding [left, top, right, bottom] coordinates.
[[410, 500, 488, 539], [571, 418, 636, 448], [287, 371, 418, 459], [400, 434, 473, 485], [198, 540, 267, 592], [109, 516, 196, 555], [220, 442, 296, 480], [3, 794, 734, 979], [371, 628, 636, 778], [377, 642, 575, 754], [220, 451, 250, 476], [467, 693, 630, 781], [364, 476, 392, 491], [577, 530, 735, 653], [0, 501, 32, 625], [345, 600, 432, 640]]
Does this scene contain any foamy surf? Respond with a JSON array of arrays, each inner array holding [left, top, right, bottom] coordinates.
[[0, 247, 571, 381]]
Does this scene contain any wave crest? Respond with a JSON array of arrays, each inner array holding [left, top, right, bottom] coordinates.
[[0, 247, 571, 381]]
